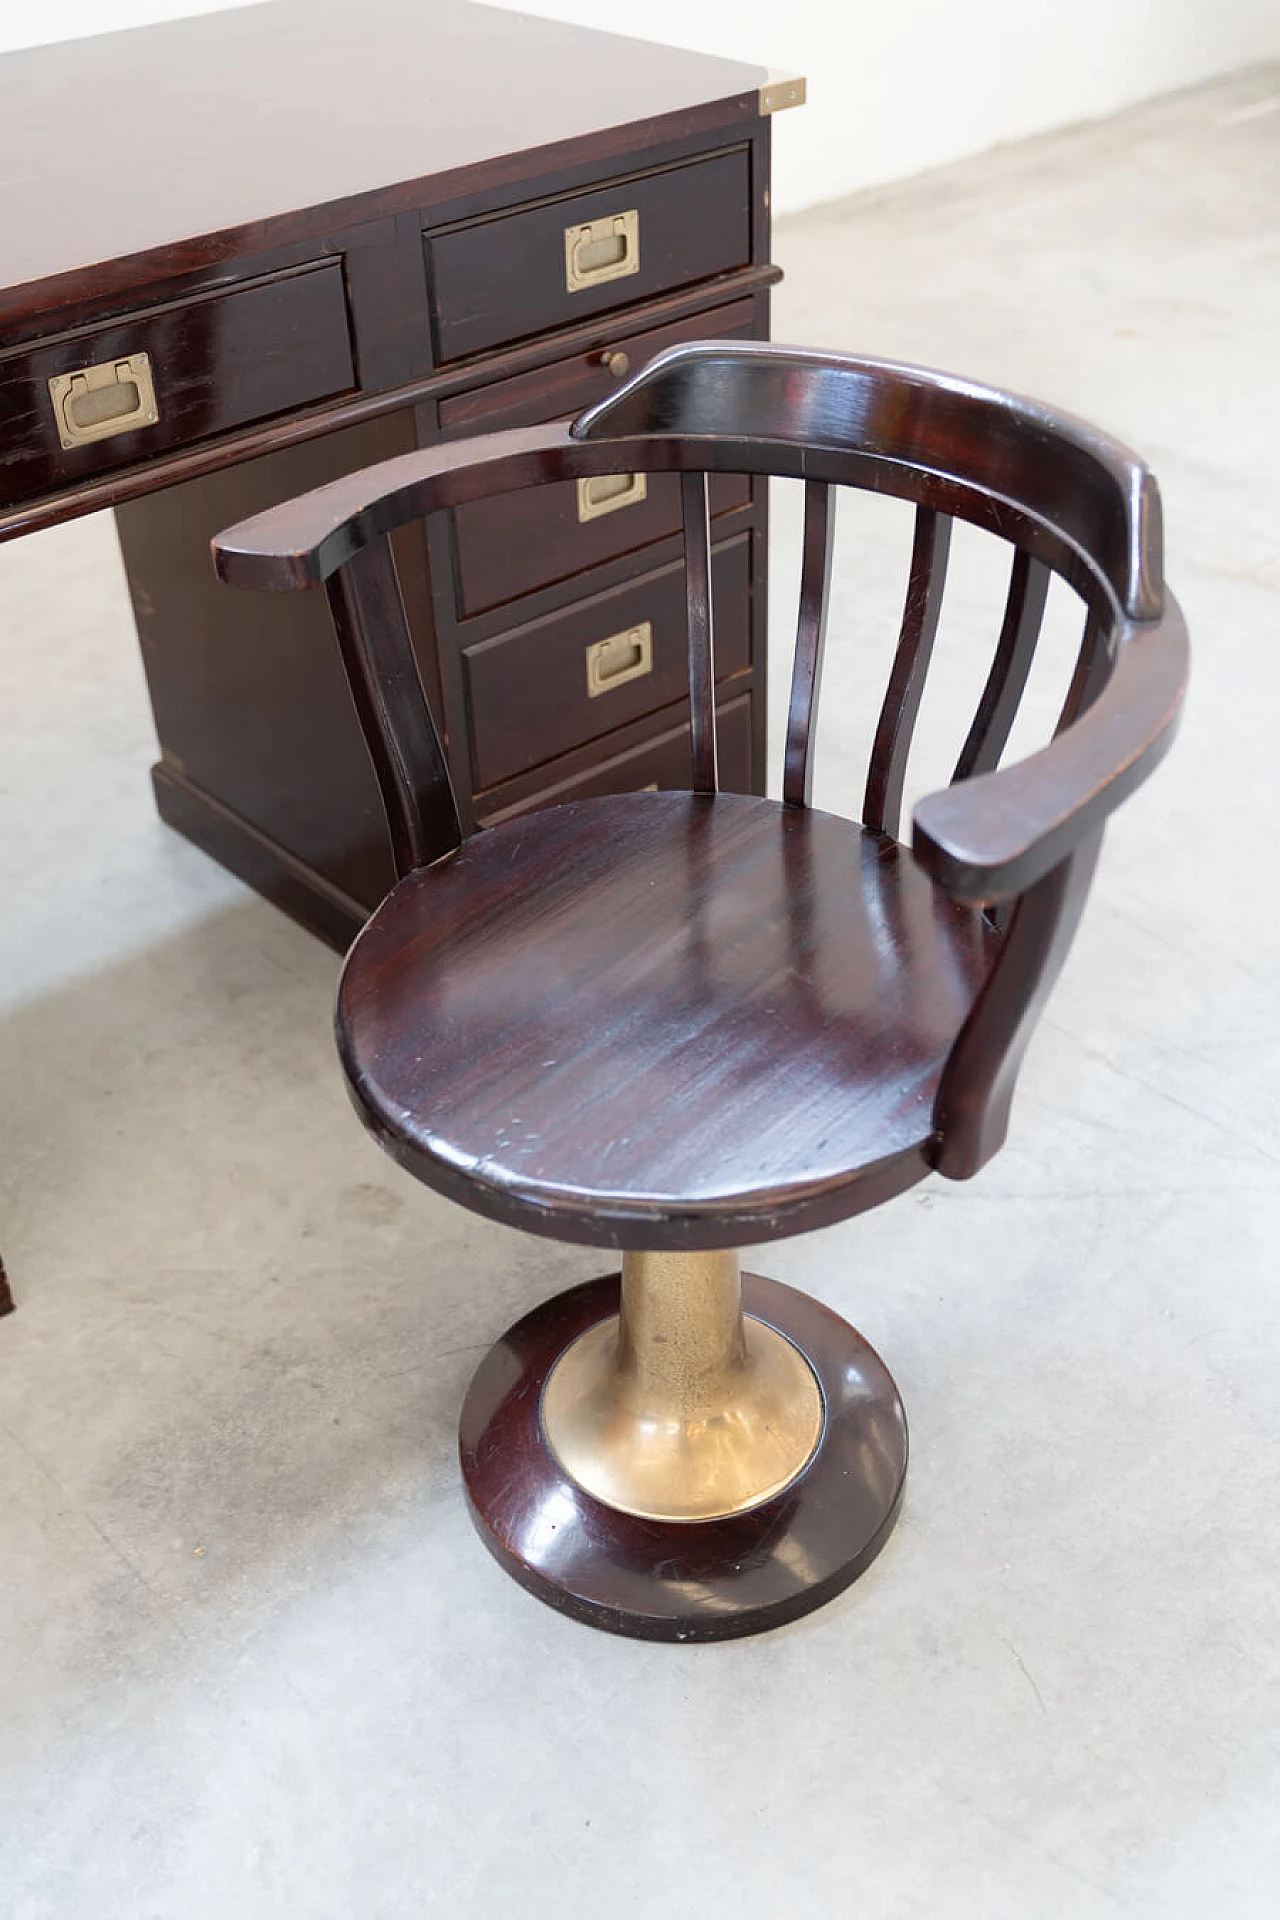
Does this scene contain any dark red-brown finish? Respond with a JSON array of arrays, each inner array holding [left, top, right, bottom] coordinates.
[[0, 261, 355, 509], [480, 693, 755, 828], [451, 469, 748, 620], [0, 273, 780, 543], [216, 340, 1188, 1198], [433, 295, 761, 439], [337, 792, 995, 1248], [425, 146, 752, 363], [324, 539, 461, 881], [460, 1269, 908, 1641], [932, 827, 1104, 1178], [0, 0, 770, 331], [214, 338, 1187, 1637], [864, 507, 953, 838], [462, 534, 752, 792], [954, 550, 1051, 782], [0, 1257, 13, 1319], [681, 473, 719, 794], [783, 479, 835, 808], [1, 4, 778, 950]]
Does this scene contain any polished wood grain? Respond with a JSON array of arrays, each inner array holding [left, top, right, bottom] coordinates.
[[215, 336, 1188, 1638], [325, 538, 461, 882], [1, 4, 780, 947], [336, 792, 995, 1248], [954, 549, 1051, 783], [118, 410, 430, 919], [460, 1269, 908, 1641], [450, 467, 750, 619], [783, 479, 834, 808], [0, 272, 781, 544], [461, 534, 752, 792], [433, 294, 761, 437], [216, 339, 1188, 1200], [0, 261, 355, 509], [426, 147, 752, 363], [217, 343, 1186, 895], [864, 506, 952, 838], [932, 828, 1104, 1177], [0, 0, 768, 327], [479, 693, 755, 828], [681, 473, 718, 793]]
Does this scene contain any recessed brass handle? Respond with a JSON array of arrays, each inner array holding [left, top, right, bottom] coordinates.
[[586, 621, 653, 698], [577, 472, 647, 523], [49, 352, 159, 449], [565, 210, 640, 293]]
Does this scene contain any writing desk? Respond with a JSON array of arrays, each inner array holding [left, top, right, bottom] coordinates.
[[0, 0, 797, 947]]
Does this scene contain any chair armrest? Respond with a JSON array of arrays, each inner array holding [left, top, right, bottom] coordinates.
[[211, 422, 579, 591], [912, 597, 1188, 905]]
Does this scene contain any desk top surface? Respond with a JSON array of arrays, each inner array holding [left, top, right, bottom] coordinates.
[[1, 0, 766, 312]]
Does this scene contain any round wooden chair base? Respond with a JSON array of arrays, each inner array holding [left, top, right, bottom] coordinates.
[[459, 1271, 908, 1642]]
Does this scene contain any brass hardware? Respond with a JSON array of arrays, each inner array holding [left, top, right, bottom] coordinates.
[[639, 782, 659, 792], [565, 209, 640, 292], [541, 1249, 825, 1521], [598, 349, 630, 379], [585, 621, 653, 697], [758, 73, 807, 114], [577, 471, 647, 523], [49, 352, 158, 449]]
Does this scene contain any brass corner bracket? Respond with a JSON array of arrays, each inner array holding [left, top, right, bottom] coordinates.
[[758, 73, 806, 115]]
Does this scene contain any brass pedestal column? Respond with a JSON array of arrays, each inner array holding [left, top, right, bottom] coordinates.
[[541, 1249, 824, 1521], [460, 1255, 908, 1642]]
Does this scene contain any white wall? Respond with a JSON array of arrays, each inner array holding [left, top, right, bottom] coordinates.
[[519, 0, 1280, 212], [3, 0, 1279, 212]]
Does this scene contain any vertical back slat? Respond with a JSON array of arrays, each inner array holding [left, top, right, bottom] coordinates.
[[953, 550, 1051, 783], [864, 506, 953, 838], [783, 480, 835, 807], [1056, 606, 1114, 734], [325, 535, 462, 879], [681, 469, 718, 794]]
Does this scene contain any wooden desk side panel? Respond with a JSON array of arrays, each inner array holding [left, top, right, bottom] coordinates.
[[116, 415, 436, 918]]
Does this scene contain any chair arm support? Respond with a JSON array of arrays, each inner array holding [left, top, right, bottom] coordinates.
[[911, 597, 1188, 905]]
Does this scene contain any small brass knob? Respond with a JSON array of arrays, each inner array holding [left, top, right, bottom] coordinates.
[[599, 350, 630, 379]]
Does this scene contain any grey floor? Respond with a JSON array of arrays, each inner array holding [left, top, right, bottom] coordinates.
[[2, 67, 1278, 1919]]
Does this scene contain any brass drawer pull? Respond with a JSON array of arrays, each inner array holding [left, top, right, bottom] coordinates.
[[49, 352, 158, 449], [577, 472, 647, 523], [565, 210, 640, 292], [586, 621, 653, 697]]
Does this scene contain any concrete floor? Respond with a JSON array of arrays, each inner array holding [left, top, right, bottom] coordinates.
[[2, 67, 1279, 1919]]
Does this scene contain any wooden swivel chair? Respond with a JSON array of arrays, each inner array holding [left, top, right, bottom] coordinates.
[[213, 342, 1187, 1641]]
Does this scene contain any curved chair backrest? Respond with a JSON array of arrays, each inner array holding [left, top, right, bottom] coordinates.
[[214, 341, 1187, 1178]]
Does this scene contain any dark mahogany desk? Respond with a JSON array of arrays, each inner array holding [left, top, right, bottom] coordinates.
[[0, 0, 800, 952]]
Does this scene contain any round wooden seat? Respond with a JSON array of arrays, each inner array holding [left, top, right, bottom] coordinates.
[[337, 791, 997, 1248]]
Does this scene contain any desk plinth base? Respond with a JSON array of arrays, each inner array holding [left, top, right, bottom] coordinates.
[[459, 1266, 908, 1642]]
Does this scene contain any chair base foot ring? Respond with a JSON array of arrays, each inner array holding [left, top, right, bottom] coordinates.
[[459, 1271, 908, 1642]]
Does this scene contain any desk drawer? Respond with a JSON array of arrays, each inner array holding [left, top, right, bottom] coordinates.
[[463, 533, 751, 789], [454, 468, 751, 617], [439, 298, 756, 617], [425, 147, 751, 363], [0, 261, 355, 507], [480, 694, 754, 824]]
